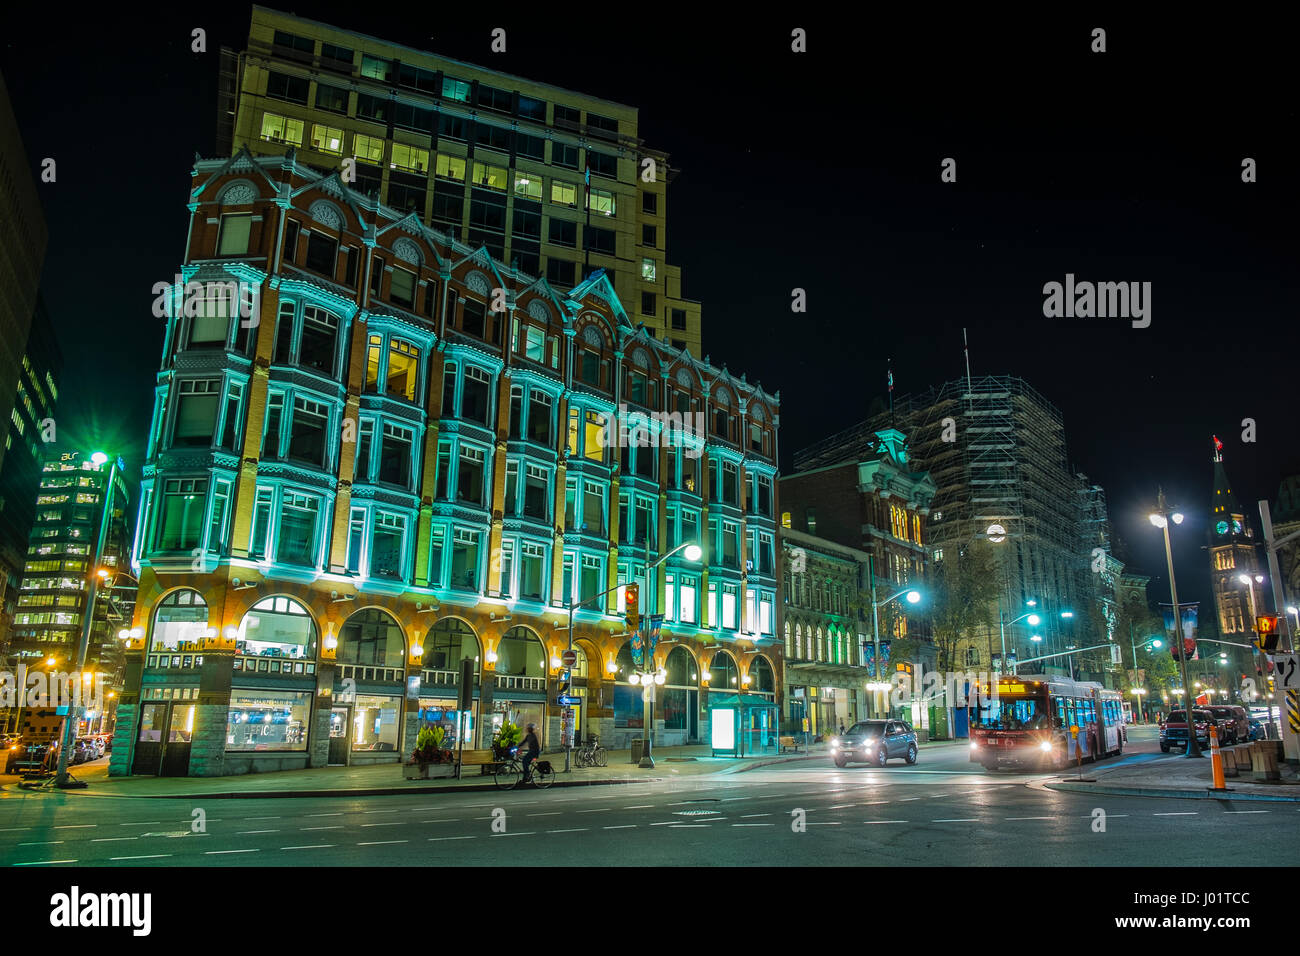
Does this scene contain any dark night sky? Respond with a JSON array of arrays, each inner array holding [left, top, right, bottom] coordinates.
[[2, 6, 1296, 613]]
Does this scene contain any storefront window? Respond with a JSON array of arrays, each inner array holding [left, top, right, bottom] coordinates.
[[495, 626, 545, 678], [426, 618, 480, 671], [418, 697, 474, 750], [226, 690, 313, 751], [352, 694, 401, 751], [709, 650, 739, 690], [338, 608, 405, 667], [238, 595, 317, 658], [150, 589, 208, 653]]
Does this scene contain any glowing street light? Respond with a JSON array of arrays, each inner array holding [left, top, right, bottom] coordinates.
[[1149, 487, 1201, 758]]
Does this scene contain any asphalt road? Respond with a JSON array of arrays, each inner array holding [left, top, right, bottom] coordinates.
[[2, 738, 1296, 866]]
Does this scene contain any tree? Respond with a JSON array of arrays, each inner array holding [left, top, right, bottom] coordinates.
[[926, 540, 1001, 672]]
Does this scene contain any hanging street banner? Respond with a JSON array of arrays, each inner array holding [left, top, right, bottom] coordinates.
[[630, 614, 664, 671], [1159, 602, 1199, 660]]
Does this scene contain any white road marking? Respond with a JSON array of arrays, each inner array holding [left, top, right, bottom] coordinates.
[[806, 822, 842, 826], [429, 836, 477, 841], [282, 845, 334, 850], [91, 837, 139, 843], [1223, 810, 1270, 814], [237, 830, 280, 835], [624, 805, 655, 809], [932, 819, 978, 823], [420, 819, 462, 824], [669, 824, 711, 828], [363, 809, 402, 814], [527, 812, 562, 817], [1153, 812, 1198, 816], [739, 813, 772, 818], [733, 823, 775, 827], [360, 822, 403, 828], [246, 816, 281, 821], [1005, 816, 1054, 821], [576, 808, 612, 813], [307, 812, 343, 817], [18, 841, 63, 846], [864, 820, 906, 825], [14, 859, 77, 865], [829, 804, 857, 809], [110, 855, 169, 861], [53, 825, 95, 829], [603, 825, 636, 830], [357, 840, 408, 846], [301, 826, 343, 831], [491, 832, 536, 837], [206, 849, 260, 855], [548, 828, 589, 834]]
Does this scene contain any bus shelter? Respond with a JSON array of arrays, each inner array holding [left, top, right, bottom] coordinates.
[[708, 693, 780, 757]]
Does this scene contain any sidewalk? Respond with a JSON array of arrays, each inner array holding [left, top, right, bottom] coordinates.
[[1045, 745, 1300, 802], [2, 743, 822, 801]]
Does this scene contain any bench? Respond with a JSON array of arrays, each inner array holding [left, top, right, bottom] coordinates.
[[456, 749, 501, 775], [779, 735, 802, 754]]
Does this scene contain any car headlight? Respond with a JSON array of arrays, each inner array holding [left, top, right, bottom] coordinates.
[[1040, 741, 1052, 752], [970, 741, 979, 750], [830, 740, 839, 751]]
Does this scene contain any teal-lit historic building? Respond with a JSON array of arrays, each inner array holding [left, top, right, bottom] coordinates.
[[112, 149, 781, 776]]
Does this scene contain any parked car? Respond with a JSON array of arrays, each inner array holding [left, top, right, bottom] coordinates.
[[6, 740, 57, 775], [831, 719, 918, 767], [1205, 705, 1249, 744], [69, 739, 91, 765], [1159, 709, 1218, 752]]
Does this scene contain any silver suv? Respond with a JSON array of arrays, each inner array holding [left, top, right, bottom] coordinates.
[[831, 720, 918, 767]]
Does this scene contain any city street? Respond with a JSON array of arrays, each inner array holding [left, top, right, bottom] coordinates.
[[4, 734, 1296, 867]]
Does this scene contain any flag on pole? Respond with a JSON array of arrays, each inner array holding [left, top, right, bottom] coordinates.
[[887, 364, 894, 392], [584, 167, 591, 187]]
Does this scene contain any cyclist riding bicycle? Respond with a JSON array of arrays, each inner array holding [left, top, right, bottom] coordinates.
[[520, 722, 541, 782]]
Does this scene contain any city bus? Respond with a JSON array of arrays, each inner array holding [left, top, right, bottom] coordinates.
[[968, 675, 1127, 771]]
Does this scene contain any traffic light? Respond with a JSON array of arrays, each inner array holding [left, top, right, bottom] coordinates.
[[625, 583, 639, 632], [1256, 615, 1280, 652]]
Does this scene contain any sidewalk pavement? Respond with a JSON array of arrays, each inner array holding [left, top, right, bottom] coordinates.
[[1045, 744, 1300, 802], [1, 742, 826, 801]]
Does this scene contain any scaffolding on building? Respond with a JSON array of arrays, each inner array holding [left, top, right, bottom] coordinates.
[[794, 375, 1100, 663]]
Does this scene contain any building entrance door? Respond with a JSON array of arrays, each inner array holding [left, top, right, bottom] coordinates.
[[131, 701, 167, 775], [160, 703, 195, 777], [327, 706, 350, 765]]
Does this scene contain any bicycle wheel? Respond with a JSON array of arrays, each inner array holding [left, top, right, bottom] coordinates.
[[494, 760, 520, 791], [533, 763, 554, 789], [594, 746, 607, 767]]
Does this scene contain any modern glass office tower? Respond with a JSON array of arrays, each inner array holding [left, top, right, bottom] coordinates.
[[216, 7, 702, 357]]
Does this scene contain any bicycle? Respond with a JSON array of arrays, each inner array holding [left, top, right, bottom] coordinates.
[[574, 735, 607, 768], [493, 747, 555, 790]]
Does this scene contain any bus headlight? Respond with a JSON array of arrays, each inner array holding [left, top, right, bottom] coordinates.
[[1040, 741, 1052, 752]]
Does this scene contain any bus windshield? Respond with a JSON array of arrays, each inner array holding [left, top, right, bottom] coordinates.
[[971, 697, 1050, 730]]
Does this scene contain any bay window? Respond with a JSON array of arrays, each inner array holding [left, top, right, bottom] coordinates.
[[173, 379, 220, 447], [370, 511, 406, 579], [450, 528, 481, 591], [157, 478, 207, 551], [276, 491, 320, 567]]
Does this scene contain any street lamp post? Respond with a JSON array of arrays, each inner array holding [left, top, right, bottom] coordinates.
[[870, 579, 921, 719], [1149, 487, 1201, 757], [556, 542, 700, 772], [1000, 603, 1040, 676], [55, 452, 121, 787]]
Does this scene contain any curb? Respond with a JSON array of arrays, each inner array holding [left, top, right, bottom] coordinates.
[[62, 774, 675, 801], [1046, 780, 1300, 803]]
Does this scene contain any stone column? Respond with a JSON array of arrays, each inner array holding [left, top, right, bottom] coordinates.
[[188, 643, 234, 777], [309, 662, 337, 768], [108, 642, 146, 777]]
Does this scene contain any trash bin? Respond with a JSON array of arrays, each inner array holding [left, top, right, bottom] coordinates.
[[631, 738, 645, 764]]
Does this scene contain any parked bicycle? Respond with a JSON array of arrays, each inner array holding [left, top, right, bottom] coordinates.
[[493, 746, 555, 790], [574, 735, 607, 768]]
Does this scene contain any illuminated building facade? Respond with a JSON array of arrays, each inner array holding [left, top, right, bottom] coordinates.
[[110, 149, 778, 776]]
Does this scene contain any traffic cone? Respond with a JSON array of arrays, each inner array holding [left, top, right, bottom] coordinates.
[[1209, 724, 1226, 790]]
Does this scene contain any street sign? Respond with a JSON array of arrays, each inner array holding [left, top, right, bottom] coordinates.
[[561, 649, 577, 667], [1275, 654, 1300, 690], [556, 695, 582, 706]]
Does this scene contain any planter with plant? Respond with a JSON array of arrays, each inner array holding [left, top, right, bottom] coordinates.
[[404, 725, 455, 779], [493, 721, 522, 760]]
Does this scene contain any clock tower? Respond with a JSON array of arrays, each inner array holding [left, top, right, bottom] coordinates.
[[1207, 437, 1261, 640]]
